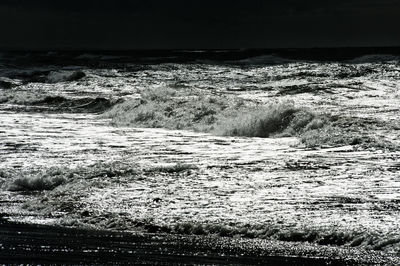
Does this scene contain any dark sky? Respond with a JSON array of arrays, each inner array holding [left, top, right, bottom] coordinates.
[[1, 0, 399, 50]]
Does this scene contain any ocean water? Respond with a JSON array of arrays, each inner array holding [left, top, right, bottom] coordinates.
[[1, 50, 400, 255]]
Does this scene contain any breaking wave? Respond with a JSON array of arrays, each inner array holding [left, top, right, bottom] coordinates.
[[1, 168, 68, 192], [102, 86, 234, 132], [103, 86, 323, 137], [103, 86, 398, 150], [214, 104, 325, 138]]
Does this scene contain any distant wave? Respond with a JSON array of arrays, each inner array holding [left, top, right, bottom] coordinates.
[[0, 77, 21, 89], [75, 54, 125, 60], [1, 93, 118, 113], [46, 70, 86, 83], [75, 54, 100, 60], [33, 96, 116, 113], [2, 69, 86, 83], [348, 54, 400, 63], [230, 54, 294, 65]]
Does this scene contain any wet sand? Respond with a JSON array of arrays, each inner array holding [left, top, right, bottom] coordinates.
[[0, 219, 398, 265]]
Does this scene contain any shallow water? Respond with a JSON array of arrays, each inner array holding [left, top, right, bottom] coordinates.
[[1, 53, 400, 256]]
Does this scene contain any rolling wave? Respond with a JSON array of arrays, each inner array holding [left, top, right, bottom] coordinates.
[[231, 54, 294, 65], [1, 94, 118, 113], [349, 54, 400, 63]]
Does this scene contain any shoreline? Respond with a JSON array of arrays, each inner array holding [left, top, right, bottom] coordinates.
[[1, 219, 398, 265]]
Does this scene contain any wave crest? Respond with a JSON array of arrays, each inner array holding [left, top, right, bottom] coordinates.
[[215, 103, 324, 138], [349, 54, 400, 63], [103, 86, 233, 131], [0, 77, 21, 89], [233, 55, 293, 65], [3, 168, 68, 192], [46, 70, 86, 83], [1, 93, 117, 113]]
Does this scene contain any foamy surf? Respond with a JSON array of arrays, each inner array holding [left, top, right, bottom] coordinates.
[[1, 51, 400, 260]]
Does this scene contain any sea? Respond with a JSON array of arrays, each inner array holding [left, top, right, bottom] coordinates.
[[0, 48, 400, 258]]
